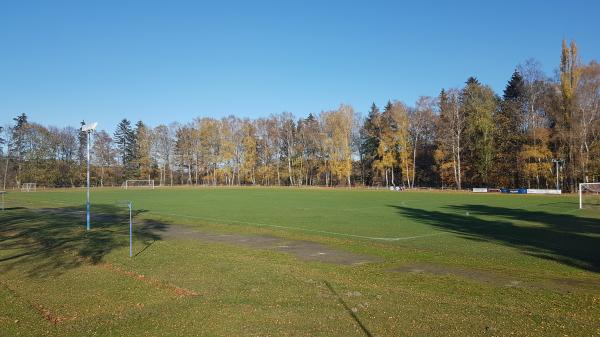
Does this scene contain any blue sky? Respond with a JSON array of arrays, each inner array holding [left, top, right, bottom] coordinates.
[[1, 0, 599, 133]]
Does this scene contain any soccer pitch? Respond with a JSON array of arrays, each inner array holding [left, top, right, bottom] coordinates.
[[1, 187, 599, 336]]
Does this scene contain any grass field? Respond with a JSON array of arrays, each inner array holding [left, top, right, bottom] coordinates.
[[1, 187, 599, 336]]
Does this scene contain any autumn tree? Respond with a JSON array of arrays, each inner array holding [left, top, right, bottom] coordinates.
[[175, 124, 195, 185], [92, 130, 115, 187], [134, 121, 153, 180], [241, 119, 258, 184], [462, 77, 497, 186], [576, 61, 600, 183], [517, 59, 554, 188], [54, 127, 80, 187], [152, 124, 175, 186], [435, 89, 465, 189], [321, 105, 354, 186], [372, 102, 397, 187], [551, 39, 583, 190], [195, 118, 218, 185], [388, 101, 412, 187], [409, 97, 436, 187]]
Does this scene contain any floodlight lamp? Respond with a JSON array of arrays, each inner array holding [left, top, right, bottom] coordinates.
[[81, 122, 98, 132]]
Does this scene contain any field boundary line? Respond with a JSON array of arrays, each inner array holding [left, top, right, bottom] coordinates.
[[149, 211, 446, 242]]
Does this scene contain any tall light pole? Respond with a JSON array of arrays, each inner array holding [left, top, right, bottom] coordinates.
[[552, 159, 563, 191], [81, 122, 97, 231]]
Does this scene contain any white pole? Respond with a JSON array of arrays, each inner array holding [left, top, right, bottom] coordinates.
[[579, 183, 583, 209], [555, 161, 559, 191], [86, 131, 91, 231], [129, 202, 133, 258]]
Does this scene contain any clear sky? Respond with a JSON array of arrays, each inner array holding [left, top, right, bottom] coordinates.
[[1, 0, 599, 133]]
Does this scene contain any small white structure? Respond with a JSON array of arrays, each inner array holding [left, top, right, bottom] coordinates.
[[21, 183, 36, 192], [123, 180, 155, 190], [526, 189, 562, 195]]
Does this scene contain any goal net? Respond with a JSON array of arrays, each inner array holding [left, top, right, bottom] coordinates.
[[123, 180, 155, 190], [579, 183, 600, 209], [21, 183, 37, 192]]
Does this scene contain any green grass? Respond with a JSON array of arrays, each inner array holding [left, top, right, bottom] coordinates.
[[1, 187, 599, 336]]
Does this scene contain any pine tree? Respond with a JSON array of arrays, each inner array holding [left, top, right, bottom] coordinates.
[[494, 70, 527, 187], [359, 103, 381, 185], [114, 119, 136, 180], [10, 113, 28, 186]]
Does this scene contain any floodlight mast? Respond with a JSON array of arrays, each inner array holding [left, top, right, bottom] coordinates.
[[552, 159, 564, 191], [82, 122, 97, 231]]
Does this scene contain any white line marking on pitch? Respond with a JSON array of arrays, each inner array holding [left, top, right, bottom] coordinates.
[[150, 211, 447, 242], [8, 199, 449, 242]]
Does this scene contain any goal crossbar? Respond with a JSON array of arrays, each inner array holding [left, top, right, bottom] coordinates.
[[21, 183, 37, 192], [579, 182, 600, 209], [123, 180, 155, 190]]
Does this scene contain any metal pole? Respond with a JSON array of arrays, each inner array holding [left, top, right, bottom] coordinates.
[[555, 161, 559, 191], [129, 202, 133, 257], [579, 183, 583, 209], [3, 152, 8, 191], [86, 131, 91, 231]]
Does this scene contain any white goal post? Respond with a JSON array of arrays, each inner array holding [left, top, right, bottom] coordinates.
[[21, 183, 37, 192], [579, 183, 600, 209], [123, 180, 155, 190]]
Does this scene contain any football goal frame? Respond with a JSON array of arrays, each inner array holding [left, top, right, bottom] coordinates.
[[21, 183, 36, 192], [123, 180, 155, 190], [579, 182, 600, 209]]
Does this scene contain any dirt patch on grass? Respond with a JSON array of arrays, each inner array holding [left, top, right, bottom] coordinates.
[[161, 225, 377, 265], [98, 263, 199, 298], [0, 279, 73, 324], [391, 263, 600, 292], [392, 263, 523, 287], [67, 251, 199, 298]]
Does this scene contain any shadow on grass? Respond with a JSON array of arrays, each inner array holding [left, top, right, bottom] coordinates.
[[0, 205, 169, 277], [324, 281, 373, 337], [390, 204, 600, 273]]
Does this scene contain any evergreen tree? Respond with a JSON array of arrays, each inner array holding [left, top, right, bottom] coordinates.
[[299, 113, 320, 185], [10, 113, 28, 186], [114, 119, 136, 180], [494, 70, 527, 187], [359, 103, 381, 185]]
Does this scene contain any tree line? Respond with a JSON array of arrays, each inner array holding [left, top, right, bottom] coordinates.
[[1, 40, 598, 191]]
